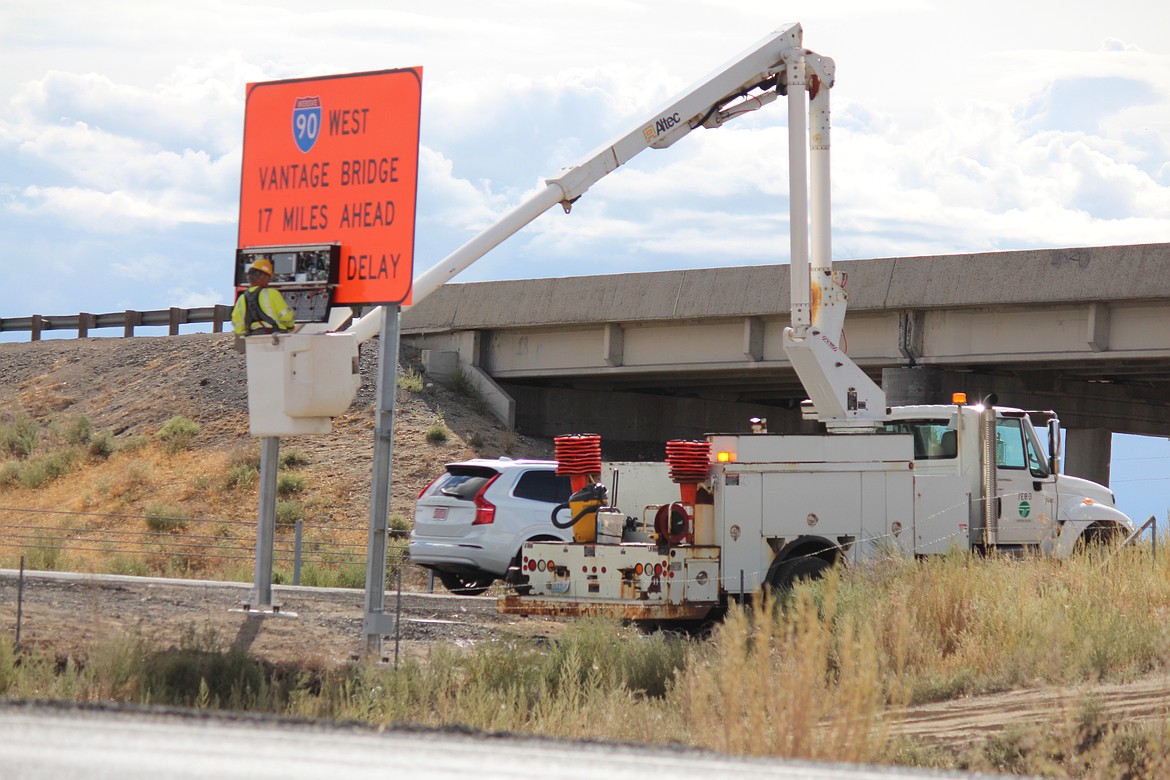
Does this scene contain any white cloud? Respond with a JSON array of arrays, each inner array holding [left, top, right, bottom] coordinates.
[[16, 184, 230, 232], [111, 253, 179, 281], [168, 286, 229, 308], [415, 145, 505, 231]]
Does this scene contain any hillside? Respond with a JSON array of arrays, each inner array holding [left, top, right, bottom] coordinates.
[[0, 332, 556, 583]]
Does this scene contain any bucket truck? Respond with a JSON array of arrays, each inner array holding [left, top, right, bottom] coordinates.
[[375, 24, 1132, 621]]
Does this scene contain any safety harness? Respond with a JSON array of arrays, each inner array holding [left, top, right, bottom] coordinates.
[[242, 288, 282, 334]]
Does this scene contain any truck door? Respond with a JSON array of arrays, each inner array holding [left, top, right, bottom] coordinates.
[[993, 417, 1057, 545]]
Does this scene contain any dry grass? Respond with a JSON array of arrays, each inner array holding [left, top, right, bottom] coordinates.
[[4, 546, 1170, 775], [841, 549, 1170, 702], [678, 583, 897, 763]]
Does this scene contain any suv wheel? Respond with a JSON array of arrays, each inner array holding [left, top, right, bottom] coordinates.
[[504, 551, 531, 595], [436, 571, 495, 596]]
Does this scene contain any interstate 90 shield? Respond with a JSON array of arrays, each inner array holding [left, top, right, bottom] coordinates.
[[291, 96, 322, 153]]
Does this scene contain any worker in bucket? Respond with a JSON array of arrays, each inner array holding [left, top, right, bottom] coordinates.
[[232, 257, 295, 336]]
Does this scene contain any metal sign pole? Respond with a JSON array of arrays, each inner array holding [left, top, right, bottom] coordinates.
[[363, 305, 400, 656], [250, 435, 280, 609]]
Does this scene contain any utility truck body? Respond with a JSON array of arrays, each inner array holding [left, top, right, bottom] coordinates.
[[501, 404, 1132, 622]]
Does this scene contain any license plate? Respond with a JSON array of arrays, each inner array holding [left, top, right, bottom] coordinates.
[[432, 507, 448, 520]]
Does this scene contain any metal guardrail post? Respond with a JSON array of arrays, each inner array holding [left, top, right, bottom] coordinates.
[[168, 307, 182, 336], [123, 310, 140, 338], [78, 313, 93, 338], [213, 304, 231, 333], [30, 315, 42, 342]]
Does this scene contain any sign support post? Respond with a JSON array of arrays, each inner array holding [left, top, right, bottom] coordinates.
[[363, 305, 401, 656], [250, 436, 280, 610]]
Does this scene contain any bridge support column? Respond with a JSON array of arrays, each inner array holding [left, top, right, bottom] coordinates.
[[1064, 428, 1112, 487], [881, 366, 949, 406]]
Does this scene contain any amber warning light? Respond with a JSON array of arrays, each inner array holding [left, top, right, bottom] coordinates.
[[952, 392, 968, 405], [237, 67, 423, 307]]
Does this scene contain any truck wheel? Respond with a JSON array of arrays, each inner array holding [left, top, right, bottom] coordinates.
[[1073, 523, 1124, 554], [769, 555, 831, 591], [436, 571, 494, 596]]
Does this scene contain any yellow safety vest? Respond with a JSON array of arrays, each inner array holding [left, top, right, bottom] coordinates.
[[232, 287, 294, 335]]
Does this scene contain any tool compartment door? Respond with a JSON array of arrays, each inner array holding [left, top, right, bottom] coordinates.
[[913, 475, 971, 554]]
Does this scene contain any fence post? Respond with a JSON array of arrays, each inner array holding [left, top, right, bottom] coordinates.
[[78, 313, 94, 339], [395, 566, 402, 670], [168, 307, 183, 336], [30, 315, 42, 342], [293, 519, 303, 586], [15, 556, 25, 650], [123, 310, 141, 338]]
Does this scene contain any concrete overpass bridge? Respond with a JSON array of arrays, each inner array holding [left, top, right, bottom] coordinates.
[[400, 242, 1170, 486]]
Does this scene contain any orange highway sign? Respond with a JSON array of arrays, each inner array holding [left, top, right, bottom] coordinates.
[[238, 68, 422, 306]]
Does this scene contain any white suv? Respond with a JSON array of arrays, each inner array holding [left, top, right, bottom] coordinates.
[[408, 459, 574, 595]]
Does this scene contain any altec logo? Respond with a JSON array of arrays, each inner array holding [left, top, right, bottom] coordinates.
[[655, 112, 682, 135], [644, 112, 684, 142], [292, 96, 322, 153]]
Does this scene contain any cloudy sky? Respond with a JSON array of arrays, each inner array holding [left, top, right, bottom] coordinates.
[[2, 0, 1168, 519]]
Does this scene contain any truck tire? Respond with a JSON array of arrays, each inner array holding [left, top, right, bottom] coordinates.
[[1073, 522, 1125, 554], [769, 555, 831, 591]]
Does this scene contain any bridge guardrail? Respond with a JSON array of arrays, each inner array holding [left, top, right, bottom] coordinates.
[[0, 305, 235, 340]]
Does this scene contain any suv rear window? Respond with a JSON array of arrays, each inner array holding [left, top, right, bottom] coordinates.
[[426, 466, 499, 501], [512, 470, 573, 503]]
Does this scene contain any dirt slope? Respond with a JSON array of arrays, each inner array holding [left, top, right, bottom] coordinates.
[[0, 332, 554, 523]]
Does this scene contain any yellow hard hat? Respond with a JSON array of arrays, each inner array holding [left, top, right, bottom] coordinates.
[[247, 258, 274, 276]]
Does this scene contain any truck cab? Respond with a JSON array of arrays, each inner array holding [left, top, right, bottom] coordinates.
[[878, 403, 1130, 557]]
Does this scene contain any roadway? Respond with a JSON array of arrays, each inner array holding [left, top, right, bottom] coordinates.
[[0, 700, 1016, 780]]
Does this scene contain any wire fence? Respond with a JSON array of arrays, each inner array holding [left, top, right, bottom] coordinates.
[[0, 504, 412, 587]]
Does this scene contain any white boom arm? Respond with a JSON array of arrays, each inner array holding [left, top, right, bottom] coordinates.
[[779, 49, 887, 431], [348, 22, 888, 429], [348, 23, 806, 342]]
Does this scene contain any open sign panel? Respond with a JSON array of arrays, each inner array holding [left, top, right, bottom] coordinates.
[[238, 68, 422, 306]]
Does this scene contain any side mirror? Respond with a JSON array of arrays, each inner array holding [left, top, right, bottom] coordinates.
[[1047, 417, 1062, 475]]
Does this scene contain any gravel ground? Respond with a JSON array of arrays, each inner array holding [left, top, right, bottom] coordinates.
[[0, 569, 564, 666]]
